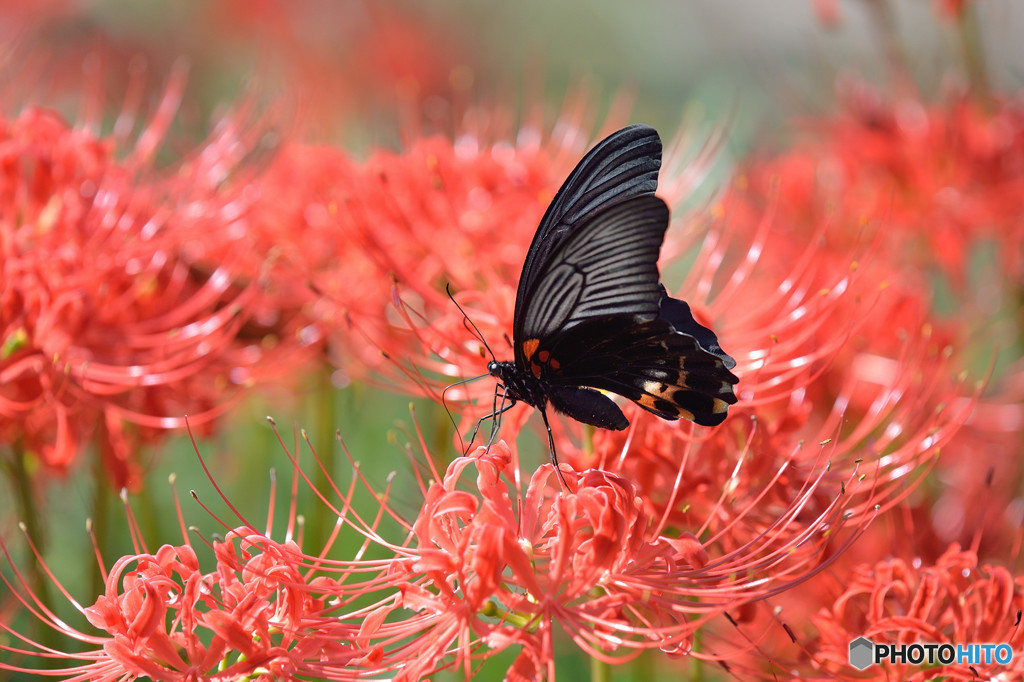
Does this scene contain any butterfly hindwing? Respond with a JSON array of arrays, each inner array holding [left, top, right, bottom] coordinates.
[[597, 321, 739, 426], [530, 304, 738, 427], [658, 290, 737, 370]]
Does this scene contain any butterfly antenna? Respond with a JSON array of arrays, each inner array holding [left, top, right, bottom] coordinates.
[[445, 282, 497, 362], [441, 372, 490, 454]]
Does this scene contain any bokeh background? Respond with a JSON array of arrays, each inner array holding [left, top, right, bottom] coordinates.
[[2, 1, 1023, 679]]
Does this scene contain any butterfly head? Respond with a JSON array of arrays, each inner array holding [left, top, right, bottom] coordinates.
[[488, 359, 517, 385], [488, 359, 544, 408]]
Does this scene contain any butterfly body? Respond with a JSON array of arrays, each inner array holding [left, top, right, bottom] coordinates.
[[479, 124, 739, 474], [488, 355, 630, 431]]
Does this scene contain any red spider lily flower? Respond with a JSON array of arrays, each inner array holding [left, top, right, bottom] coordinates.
[[587, 130, 1003, 679], [647, 85, 1019, 562], [0, 415, 878, 680], [576, 283, 973, 554], [180, 142, 344, 366], [804, 544, 1024, 679], [0, 79, 318, 487], [0, 414, 409, 680], [910, 361, 1024, 559], [176, 95, 636, 389], [754, 82, 1024, 290], [0, 475, 368, 681], [311, 430, 871, 680], [179, 136, 454, 387], [333, 132, 552, 387]]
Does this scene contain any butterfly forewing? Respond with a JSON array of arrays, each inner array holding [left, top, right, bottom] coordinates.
[[517, 195, 669, 348], [515, 125, 662, 329]]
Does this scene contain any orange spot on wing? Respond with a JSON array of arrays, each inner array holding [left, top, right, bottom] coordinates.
[[530, 361, 542, 379], [522, 338, 540, 359], [538, 350, 550, 362]]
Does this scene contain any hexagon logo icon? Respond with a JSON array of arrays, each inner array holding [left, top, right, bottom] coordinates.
[[849, 637, 874, 670]]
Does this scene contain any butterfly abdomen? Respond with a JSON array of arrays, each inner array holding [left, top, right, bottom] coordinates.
[[487, 359, 631, 431]]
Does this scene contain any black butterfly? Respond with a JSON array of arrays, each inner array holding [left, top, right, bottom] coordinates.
[[477, 124, 738, 479]]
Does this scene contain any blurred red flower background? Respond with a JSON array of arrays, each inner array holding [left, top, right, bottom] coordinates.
[[1, 1, 1023, 680]]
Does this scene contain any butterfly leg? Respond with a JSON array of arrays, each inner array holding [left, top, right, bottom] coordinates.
[[464, 386, 516, 455], [483, 390, 515, 451], [539, 407, 570, 491], [485, 382, 505, 442], [465, 383, 503, 452]]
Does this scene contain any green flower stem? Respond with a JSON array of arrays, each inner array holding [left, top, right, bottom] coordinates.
[[2, 442, 57, 655], [590, 656, 611, 682], [89, 439, 112, 601], [307, 369, 338, 550]]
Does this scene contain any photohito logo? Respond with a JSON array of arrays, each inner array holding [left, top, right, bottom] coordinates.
[[848, 636, 1014, 670]]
